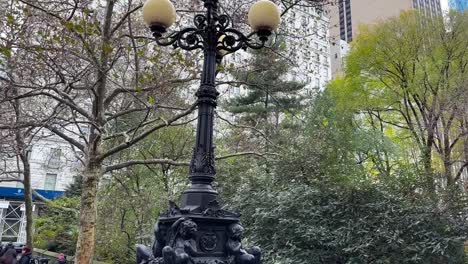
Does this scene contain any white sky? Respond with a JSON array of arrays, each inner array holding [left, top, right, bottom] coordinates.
[[440, 0, 449, 11]]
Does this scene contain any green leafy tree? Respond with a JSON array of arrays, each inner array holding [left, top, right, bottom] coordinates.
[[224, 92, 467, 264], [34, 197, 80, 255], [224, 41, 307, 139], [236, 182, 467, 264], [330, 11, 468, 193]]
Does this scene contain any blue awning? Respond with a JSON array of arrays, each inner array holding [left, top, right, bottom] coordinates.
[[0, 187, 65, 200]]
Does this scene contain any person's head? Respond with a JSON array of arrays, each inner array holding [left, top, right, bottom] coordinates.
[[57, 253, 65, 261], [22, 246, 31, 255]]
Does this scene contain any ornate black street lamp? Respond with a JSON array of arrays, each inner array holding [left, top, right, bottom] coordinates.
[[137, 0, 280, 263]]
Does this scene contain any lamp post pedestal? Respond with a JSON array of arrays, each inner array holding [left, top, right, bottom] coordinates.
[[137, 0, 281, 263], [138, 194, 259, 264], [148, 203, 255, 264]]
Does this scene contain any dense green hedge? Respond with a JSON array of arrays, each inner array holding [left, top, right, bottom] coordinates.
[[235, 184, 467, 264]]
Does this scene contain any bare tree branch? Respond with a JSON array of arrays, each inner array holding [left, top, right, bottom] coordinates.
[[110, 4, 143, 36], [104, 159, 189, 172], [104, 151, 277, 172], [99, 103, 197, 161]]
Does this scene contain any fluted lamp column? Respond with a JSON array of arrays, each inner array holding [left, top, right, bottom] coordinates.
[[136, 1, 280, 264]]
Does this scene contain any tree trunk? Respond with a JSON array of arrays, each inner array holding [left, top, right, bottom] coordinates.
[[74, 1, 114, 262], [443, 152, 453, 187], [423, 132, 435, 192], [21, 154, 34, 249], [12, 69, 34, 248], [442, 121, 454, 187], [15, 132, 34, 249], [463, 120, 468, 190], [74, 164, 101, 264]]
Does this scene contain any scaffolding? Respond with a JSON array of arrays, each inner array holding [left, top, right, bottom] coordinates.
[[0, 200, 31, 243]]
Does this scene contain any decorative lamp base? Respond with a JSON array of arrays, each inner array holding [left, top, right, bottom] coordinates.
[[136, 199, 262, 264]]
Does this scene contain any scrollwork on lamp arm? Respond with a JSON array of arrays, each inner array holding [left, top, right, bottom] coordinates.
[[151, 26, 205, 50], [149, 12, 272, 55]]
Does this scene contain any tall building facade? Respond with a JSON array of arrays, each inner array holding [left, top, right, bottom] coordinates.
[[328, 0, 442, 75], [412, 0, 443, 17], [223, 4, 331, 97], [283, 6, 331, 91], [449, 0, 468, 10]]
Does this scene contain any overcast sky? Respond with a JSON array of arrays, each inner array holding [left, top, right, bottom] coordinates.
[[441, 0, 449, 11]]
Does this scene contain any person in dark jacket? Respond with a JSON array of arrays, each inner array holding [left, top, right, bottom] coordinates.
[[18, 247, 32, 264], [0, 243, 13, 257], [0, 246, 17, 264]]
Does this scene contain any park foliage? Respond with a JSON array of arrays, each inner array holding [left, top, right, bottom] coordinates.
[[1, 0, 467, 262]]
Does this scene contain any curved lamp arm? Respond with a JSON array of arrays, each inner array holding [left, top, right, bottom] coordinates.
[[149, 13, 273, 55], [152, 27, 205, 51]]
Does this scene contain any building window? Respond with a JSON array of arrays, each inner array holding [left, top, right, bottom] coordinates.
[[44, 173, 57, 191], [47, 148, 62, 168], [234, 87, 240, 96]]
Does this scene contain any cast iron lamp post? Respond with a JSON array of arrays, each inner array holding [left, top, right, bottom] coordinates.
[[137, 1, 280, 263]]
